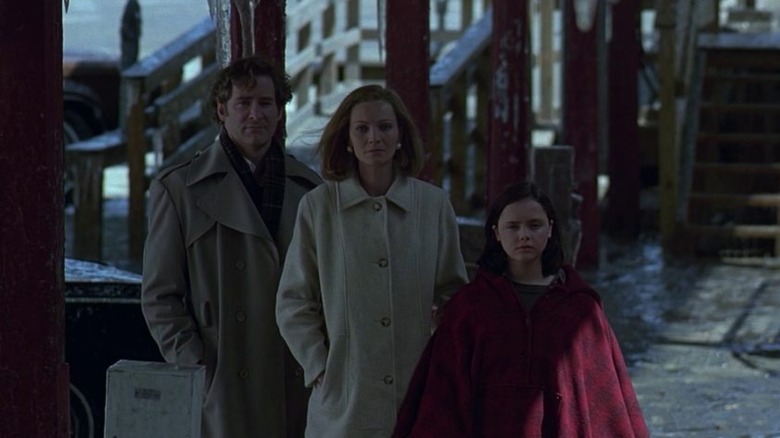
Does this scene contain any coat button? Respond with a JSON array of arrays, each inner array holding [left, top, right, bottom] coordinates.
[[236, 311, 246, 322], [383, 375, 393, 385], [380, 317, 391, 327], [378, 258, 388, 268], [295, 367, 303, 377], [239, 369, 249, 379], [235, 260, 246, 270], [373, 202, 382, 211]]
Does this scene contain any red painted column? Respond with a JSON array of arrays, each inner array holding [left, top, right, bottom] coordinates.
[[253, 0, 286, 65], [563, 0, 602, 267], [253, 0, 287, 142], [605, 0, 640, 238], [486, 0, 531, 205], [230, 5, 244, 59], [386, 0, 432, 181], [0, 0, 69, 436]]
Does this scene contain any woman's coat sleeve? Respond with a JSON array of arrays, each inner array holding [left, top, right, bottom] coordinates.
[[276, 194, 328, 387], [433, 195, 469, 309]]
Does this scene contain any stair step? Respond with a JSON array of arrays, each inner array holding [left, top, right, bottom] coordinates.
[[686, 224, 780, 238], [703, 71, 780, 83], [700, 102, 780, 113], [689, 192, 780, 207], [694, 162, 780, 174], [699, 32, 780, 51], [698, 132, 780, 144]]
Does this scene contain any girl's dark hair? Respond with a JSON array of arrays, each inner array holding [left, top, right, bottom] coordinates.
[[316, 84, 425, 180], [477, 181, 564, 276], [209, 55, 292, 124]]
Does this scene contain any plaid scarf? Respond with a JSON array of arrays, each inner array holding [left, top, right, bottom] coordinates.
[[219, 128, 286, 239]]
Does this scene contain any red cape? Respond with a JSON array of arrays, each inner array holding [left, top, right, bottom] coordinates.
[[394, 265, 649, 437]]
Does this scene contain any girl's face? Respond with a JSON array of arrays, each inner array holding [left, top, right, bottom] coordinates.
[[493, 198, 553, 270], [348, 100, 400, 173]]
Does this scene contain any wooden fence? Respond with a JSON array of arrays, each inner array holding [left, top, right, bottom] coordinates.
[[68, 0, 566, 263]]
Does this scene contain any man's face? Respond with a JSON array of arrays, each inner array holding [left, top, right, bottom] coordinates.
[[217, 75, 280, 160]]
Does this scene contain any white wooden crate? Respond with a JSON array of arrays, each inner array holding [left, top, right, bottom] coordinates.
[[104, 360, 205, 438]]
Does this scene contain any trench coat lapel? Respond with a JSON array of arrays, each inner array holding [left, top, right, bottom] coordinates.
[[186, 143, 271, 239]]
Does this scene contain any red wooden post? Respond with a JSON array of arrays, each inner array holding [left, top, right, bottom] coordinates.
[[253, 0, 285, 65], [386, 0, 432, 181], [0, 0, 69, 436], [254, 0, 287, 141], [230, 4, 244, 58], [486, 0, 531, 205], [605, 0, 640, 238], [562, 0, 603, 267]]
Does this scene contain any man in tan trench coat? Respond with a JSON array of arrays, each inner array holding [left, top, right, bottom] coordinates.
[[141, 56, 321, 438]]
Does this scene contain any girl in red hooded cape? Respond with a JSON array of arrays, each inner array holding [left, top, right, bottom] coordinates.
[[394, 181, 649, 437]]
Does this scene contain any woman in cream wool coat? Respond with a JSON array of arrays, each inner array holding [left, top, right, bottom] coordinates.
[[276, 85, 468, 437]]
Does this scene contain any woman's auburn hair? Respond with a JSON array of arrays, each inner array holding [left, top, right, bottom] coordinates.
[[316, 84, 425, 180]]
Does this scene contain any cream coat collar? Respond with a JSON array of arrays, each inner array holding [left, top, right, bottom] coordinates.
[[337, 174, 413, 213]]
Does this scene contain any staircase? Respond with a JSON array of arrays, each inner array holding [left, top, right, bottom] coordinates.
[[685, 33, 780, 259]]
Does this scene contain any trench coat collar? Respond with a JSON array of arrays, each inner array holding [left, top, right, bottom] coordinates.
[[337, 174, 413, 212], [185, 141, 270, 239]]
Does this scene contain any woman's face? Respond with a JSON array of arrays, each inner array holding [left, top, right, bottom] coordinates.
[[493, 198, 553, 269], [348, 100, 400, 173]]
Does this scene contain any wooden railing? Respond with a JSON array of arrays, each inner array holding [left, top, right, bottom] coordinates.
[[655, 0, 719, 246], [124, 18, 220, 258], [429, 9, 492, 215], [428, 1, 561, 215], [67, 17, 219, 262], [68, 0, 567, 263], [285, 0, 365, 129]]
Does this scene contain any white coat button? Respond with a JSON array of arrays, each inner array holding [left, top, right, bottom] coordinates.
[[373, 202, 382, 211], [380, 317, 391, 327], [383, 375, 393, 385], [236, 312, 246, 322], [235, 260, 246, 270], [378, 258, 388, 268]]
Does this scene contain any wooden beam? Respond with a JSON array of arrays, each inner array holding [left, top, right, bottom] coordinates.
[[656, 0, 681, 250], [0, 0, 69, 436], [253, 0, 285, 66], [253, 0, 287, 143], [563, 0, 604, 267], [486, 0, 531, 205], [605, 0, 641, 238], [386, 0, 432, 181]]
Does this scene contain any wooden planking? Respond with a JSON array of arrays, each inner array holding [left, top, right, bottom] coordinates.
[[694, 162, 780, 174], [697, 132, 780, 144], [703, 71, 780, 83], [699, 102, 780, 113], [687, 224, 780, 238], [688, 192, 780, 207]]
